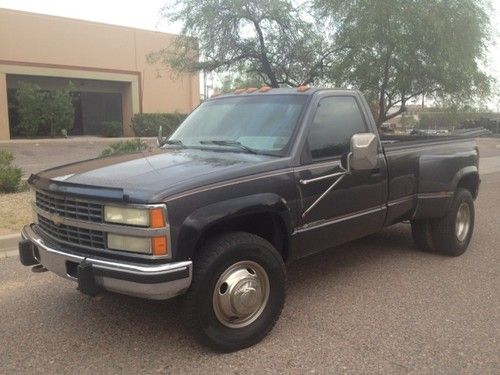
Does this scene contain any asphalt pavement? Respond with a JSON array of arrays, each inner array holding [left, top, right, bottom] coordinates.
[[0, 140, 500, 374], [0, 142, 499, 374]]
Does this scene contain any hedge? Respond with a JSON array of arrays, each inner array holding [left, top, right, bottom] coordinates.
[[131, 113, 187, 137], [0, 150, 23, 193]]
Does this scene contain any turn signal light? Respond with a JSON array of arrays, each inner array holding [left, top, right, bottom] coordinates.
[[149, 208, 165, 228], [152, 236, 168, 256]]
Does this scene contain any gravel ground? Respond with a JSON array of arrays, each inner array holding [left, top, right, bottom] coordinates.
[[0, 191, 31, 235], [0, 172, 498, 374]]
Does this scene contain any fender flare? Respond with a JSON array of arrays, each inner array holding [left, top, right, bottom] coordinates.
[[450, 166, 479, 197], [176, 193, 293, 259]]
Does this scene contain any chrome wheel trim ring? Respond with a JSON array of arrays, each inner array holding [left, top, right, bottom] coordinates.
[[455, 202, 471, 242], [212, 260, 270, 329]]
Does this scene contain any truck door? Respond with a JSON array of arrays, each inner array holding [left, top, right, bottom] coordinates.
[[295, 94, 387, 257]]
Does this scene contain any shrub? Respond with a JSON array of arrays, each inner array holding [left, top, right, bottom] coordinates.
[[15, 82, 45, 137], [131, 113, 187, 137], [0, 150, 23, 193], [101, 121, 123, 137], [44, 88, 74, 137], [100, 138, 148, 157], [13, 81, 75, 137]]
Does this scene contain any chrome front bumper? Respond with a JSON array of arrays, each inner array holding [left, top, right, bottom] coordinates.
[[20, 224, 192, 300]]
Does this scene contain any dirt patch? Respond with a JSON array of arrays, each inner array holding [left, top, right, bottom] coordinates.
[[0, 191, 31, 235]]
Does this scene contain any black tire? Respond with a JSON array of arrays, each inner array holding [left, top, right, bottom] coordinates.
[[430, 188, 475, 256], [183, 232, 286, 352], [411, 219, 434, 252]]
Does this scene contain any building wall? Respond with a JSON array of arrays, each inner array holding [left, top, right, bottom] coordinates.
[[0, 8, 199, 139]]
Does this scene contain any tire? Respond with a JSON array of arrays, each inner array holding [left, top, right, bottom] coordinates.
[[183, 232, 286, 351], [411, 219, 434, 252], [430, 188, 475, 256]]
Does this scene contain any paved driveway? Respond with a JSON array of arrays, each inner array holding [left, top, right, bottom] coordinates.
[[0, 174, 499, 374]]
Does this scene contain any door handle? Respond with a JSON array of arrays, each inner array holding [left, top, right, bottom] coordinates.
[[371, 168, 381, 175]]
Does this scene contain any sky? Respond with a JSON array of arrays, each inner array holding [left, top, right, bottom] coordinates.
[[0, 0, 499, 109]]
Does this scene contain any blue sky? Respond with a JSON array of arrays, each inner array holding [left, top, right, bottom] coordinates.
[[1, 0, 499, 109]]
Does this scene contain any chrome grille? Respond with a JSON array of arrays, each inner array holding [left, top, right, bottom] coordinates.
[[37, 215, 106, 249], [36, 191, 103, 223]]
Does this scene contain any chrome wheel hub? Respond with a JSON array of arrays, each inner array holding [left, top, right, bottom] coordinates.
[[455, 202, 471, 242], [213, 261, 270, 328]]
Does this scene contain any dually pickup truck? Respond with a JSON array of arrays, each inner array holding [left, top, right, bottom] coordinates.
[[19, 87, 479, 351]]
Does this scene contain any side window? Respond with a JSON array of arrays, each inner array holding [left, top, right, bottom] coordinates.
[[308, 96, 368, 160]]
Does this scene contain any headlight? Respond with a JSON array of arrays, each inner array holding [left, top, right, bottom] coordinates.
[[107, 234, 151, 254], [104, 206, 153, 227]]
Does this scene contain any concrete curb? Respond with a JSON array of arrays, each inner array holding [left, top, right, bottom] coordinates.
[[0, 233, 20, 259]]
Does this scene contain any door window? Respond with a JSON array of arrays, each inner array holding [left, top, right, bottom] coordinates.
[[307, 96, 368, 160]]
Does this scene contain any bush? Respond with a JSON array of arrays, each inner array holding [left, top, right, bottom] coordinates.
[[15, 82, 45, 137], [100, 139, 148, 157], [131, 113, 187, 137], [0, 150, 23, 193], [101, 121, 123, 137], [14, 81, 74, 137]]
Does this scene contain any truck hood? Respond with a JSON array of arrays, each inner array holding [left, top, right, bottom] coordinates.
[[32, 148, 282, 202]]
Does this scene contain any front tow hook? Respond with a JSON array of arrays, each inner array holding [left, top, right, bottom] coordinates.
[[31, 264, 48, 273]]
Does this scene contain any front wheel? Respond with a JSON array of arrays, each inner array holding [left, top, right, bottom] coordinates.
[[183, 232, 286, 351]]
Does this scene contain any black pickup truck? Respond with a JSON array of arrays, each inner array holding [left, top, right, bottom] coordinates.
[[19, 88, 479, 351]]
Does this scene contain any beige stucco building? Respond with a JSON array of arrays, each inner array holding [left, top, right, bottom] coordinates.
[[0, 8, 199, 140]]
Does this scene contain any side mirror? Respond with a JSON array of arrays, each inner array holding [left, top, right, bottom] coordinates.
[[349, 133, 378, 171]]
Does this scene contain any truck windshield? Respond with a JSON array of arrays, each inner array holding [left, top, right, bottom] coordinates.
[[169, 95, 307, 155]]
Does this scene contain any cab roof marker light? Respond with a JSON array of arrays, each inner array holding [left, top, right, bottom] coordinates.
[[234, 88, 246, 94], [246, 87, 258, 93], [297, 85, 310, 92], [259, 86, 272, 92]]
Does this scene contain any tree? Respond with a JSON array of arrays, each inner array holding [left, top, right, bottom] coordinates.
[[315, 0, 492, 126], [14, 82, 74, 137], [151, 0, 335, 87], [44, 86, 74, 137], [15, 82, 45, 137]]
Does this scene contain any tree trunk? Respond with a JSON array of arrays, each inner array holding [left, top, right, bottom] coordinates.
[[252, 21, 279, 88]]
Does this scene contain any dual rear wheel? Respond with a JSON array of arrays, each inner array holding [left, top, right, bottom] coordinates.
[[411, 188, 475, 256]]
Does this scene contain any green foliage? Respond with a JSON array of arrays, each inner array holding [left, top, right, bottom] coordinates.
[[131, 113, 187, 137], [314, 0, 492, 126], [151, 0, 334, 87], [15, 82, 45, 137], [219, 70, 265, 93], [100, 139, 148, 157], [14, 82, 75, 137], [43, 87, 74, 137], [0, 150, 23, 193], [100, 121, 123, 137]]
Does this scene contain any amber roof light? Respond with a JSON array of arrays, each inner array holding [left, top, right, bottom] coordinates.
[[297, 85, 310, 92]]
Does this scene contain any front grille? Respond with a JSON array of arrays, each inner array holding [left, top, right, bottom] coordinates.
[[36, 191, 103, 223], [37, 215, 106, 249]]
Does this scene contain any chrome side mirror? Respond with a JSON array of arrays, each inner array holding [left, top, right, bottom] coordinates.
[[349, 133, 378, 170]]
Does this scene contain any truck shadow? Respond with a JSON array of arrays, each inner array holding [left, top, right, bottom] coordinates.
[[62, 223, 420, 353]]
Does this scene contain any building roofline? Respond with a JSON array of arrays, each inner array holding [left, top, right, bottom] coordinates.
[[0, 7, 180, 38]]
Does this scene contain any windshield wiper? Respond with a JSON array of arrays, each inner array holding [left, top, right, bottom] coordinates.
[[199, 140, 258, 154], [162, 139, 185, 146]]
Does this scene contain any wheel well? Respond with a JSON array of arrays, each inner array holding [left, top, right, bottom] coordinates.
[[196, 213, 290, 262], [457, 173, 479, 199]]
